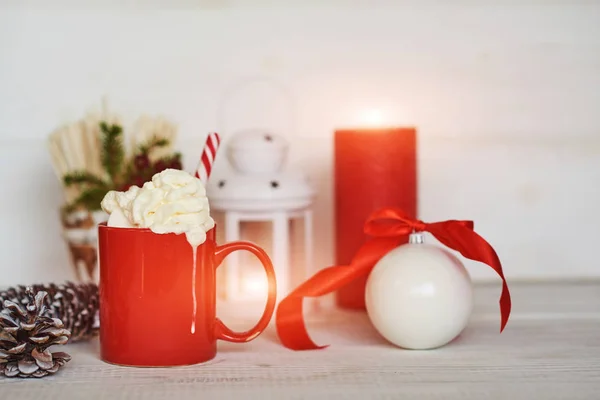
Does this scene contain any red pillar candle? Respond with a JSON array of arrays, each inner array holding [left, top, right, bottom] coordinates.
[[334, 127, 417, 309]]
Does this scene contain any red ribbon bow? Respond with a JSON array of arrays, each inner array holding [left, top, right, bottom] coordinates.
[[275, 208, 511, 351]]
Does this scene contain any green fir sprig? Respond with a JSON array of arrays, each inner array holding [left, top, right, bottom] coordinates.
[[138, 135, 169, 155], [100, 122, 125, 183], [63, 171, 108, 187], [61, 121, 180, 212]]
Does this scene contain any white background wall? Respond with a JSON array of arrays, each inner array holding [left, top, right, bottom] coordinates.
[[1, 0, 599, 287]]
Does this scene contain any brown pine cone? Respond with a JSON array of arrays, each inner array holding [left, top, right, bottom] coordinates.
[[0, 289, 72, 378], [0, 281, 99, 342]]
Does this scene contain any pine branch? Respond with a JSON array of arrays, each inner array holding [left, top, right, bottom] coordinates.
[[138, 135, 170, 155], [122, 161, 136, 187], [67, 186, 109, 211], [100, 122, 125, 184], [63, 171, 108, 187]]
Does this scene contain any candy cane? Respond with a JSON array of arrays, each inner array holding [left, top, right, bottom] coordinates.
[[195, 132, 221, 184]]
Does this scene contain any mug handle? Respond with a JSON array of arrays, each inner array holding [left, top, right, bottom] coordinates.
[[213, 241, 277, 343]]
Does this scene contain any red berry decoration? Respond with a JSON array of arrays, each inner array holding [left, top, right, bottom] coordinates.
[[153, 160, 168, 173], [169, 159, 183, 170], [134, 154, 150, 170], [133, 176, 145, 187]]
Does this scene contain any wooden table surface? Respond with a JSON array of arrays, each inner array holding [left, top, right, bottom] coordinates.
[[2, 282, 599, 399]]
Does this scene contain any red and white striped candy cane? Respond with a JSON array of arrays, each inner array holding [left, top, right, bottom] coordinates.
[[195, 132, 221, 184]]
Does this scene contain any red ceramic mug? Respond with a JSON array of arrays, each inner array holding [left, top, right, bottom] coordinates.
[[98, 223, 277, 367]]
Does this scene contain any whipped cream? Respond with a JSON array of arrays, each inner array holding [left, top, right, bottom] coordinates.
[[100, 169, 215, 246]]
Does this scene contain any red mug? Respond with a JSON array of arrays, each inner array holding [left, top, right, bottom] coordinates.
[[98, 223, 277, 367]]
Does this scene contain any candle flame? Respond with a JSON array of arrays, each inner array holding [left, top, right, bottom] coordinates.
[[359, 109, 385, 127]]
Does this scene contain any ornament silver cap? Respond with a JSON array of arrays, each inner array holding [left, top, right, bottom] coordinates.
[[408, 232, 425, 244]]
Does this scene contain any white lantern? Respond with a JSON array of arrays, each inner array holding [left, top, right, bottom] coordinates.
[[206, 130, 315, 304], [365, 232, 473, 350]]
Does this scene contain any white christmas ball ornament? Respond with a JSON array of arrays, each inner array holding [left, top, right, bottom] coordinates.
[[365, 232, 473, 350]]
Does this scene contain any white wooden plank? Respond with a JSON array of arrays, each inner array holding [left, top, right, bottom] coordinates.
[[1, 2, 600, 282], [1, 283, 599, 399], [0, 142, 75, 287], [1, 3, 599, 140]]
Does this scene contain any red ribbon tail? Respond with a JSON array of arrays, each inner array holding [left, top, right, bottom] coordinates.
[[275, 237, 403, 350], [427, 221, 512, 332], [499, 280, 511, 332], [276, 291, 328, 350]]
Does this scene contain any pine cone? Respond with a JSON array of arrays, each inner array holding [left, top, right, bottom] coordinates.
[[0, 289, 72, 378], [0, 281, 99, 342]]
